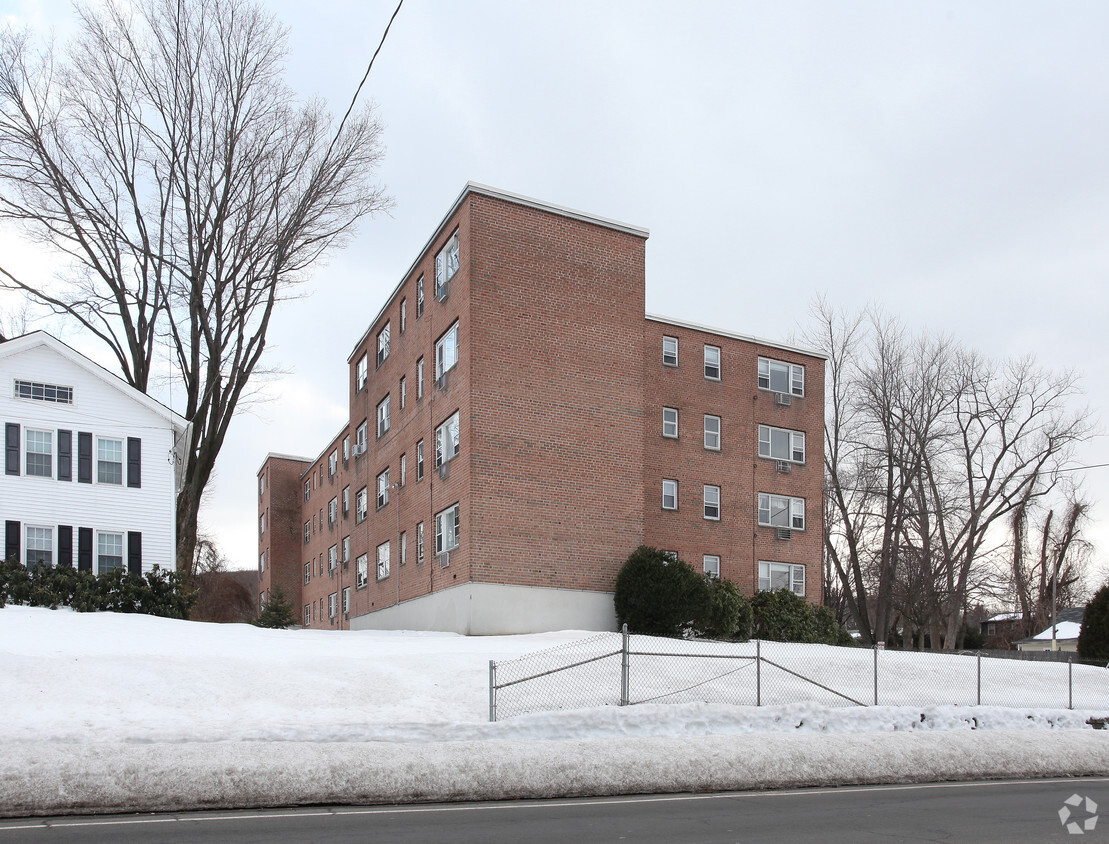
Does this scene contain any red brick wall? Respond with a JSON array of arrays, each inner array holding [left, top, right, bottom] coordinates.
[[258, 455, 311, 610]]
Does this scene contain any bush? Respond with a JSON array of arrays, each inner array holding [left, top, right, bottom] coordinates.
[[614, 546, 709, 637], [698, 575, 751, 641], [751, 588, 816, 642], [813, 604, 855, 646], [1079, 583, 1109, 661]]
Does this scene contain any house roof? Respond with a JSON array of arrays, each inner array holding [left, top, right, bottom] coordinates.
[[0, 331, 187, 432], [984, 612, 1022, 623], [1030, 621, 1083, 641]]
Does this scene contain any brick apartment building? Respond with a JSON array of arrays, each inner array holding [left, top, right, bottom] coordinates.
[[257, 183, 824, 634]]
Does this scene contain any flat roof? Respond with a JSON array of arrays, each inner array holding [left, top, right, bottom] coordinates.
[[645, 314, 827, 360], [257, 452, 313, 476]]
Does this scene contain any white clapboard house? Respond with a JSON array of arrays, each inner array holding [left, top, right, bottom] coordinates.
[[0, 332, 188, 574]]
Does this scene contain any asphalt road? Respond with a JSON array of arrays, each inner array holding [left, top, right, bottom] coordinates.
[[3, 778, 1107, 843]]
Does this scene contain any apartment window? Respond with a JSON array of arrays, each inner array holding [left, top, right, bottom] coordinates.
[[662, 336, 678, 367], [259, 474, 265, 498], [435, 231, 460, 297], [14, 380, 73, 404], [400, 376, 407, 409], [377, 395, 391, 438], [704, 345, 721, 380], [758, 493, 805, 530], [356, 554, 368, 588], [304, 605, 312, 627], [435, 411, 460, 468], [400, 531, 407, 566], [342, 486, 350, 516], [417, 522, 425, 564], [328, 544, 337, 571], [355, 487, 368, 522], [304, 480, 311, 501], [376, 468, 390, 508], [416, 275, 424, 318], [304, 521, 311, 544], [259, 551, 265, 573], [356, 354, 368, 391], [328, 498, 337, 526], [304, 563, 311, 585], [416, 440, 425, 481], [328, 592, 337, 619], [417, 358, 425, 399], [96, 437, 124, 485], [25, 429, 52, 477], [25, 525, 53, 566], [400, 298, 407, 333], [377, 540, 390, 580], [758, 425, 805, 463], [435, 321, 459, 381], [376, 321, 391, 367], [342, 586, 350, 614], [703, 555, 721, 578], [342, 535, 350, 563], [759, 561, 806, 596], [704, 485, 721, 521], [662, 479, 678, 510], [704, 415, 721, 450], [343, 437, 350, 463], [328, 450, 337, 477], [435, 503, 460, 553], [758, 357, 804, 397], [662, 407, 678, 439], [355, 421, 368, 456], [259, 513, 265, 535]]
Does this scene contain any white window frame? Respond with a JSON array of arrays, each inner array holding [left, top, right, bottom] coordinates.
[[25, 428, 53, 478], [377, 468, 390, 509], [400, 453, 407, 486], [435, 231, 460, 296], [328, 450, 338, 477], [662, 335, 678, 367], [304, 521, 311, 544], [704, 415, 721, 450], [704, 345, 721, 380], [662, 407, 678, 439], [356, 354, 368, 391], [704, 484, 721, 521], [343, 437, 350, 463], [400, 298, 407, 333], [758, 493, 805, 530], [304, 479, 311, 501], [759, 561, 806, 596], [376, 321, 390, 366], [304, 562, 311, 585], [260, 551, 266, 573], [14, 380, 73, 404], [355, 487, 368, 522], [435, 321, 459, 380], [342, 486, 350, 516], [417, 358, 424, 399], [417, 522, 425, 564], [758, 357, 804, 397], [435, 503, 460, 554], [326, 545, 335, 572], [328, 497, 337, 525], [377, 540, 390, 580], [703, 555, 721, 578], [662, 479, 678, 511], [376, 395, 391, 438], [343, 586, 350, 614], [400, 530, 407, 566], [259, 513, 266, 535], [416, 440, 424, 481], [304, 605, 312, 626], [416, 275, 424, 318], [435, 411, 460, 468], [328, 592, 337, 619], [758, 425, 806, 464], [400, 376, 407, 409], [25, 525, 53, 567], [356, 553, 368, 588], [342, 535, 350, 563], [96, 531, 124, 574], [97, 436, 122, 485], [355, 421, 368, 455]]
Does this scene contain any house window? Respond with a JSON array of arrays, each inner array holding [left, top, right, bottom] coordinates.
[[342, 586, 350, 614], [328, 498, 337, 525], [662, 407, 678, 439], [758, 357, 804, 397], [435, 411, 460, 468], [356, 354, 368, 391], [25, 525, 53, 566], [25, 429, 52, 477], [355, 487, 368, 522], [704, 485, 721, 521], [304, 563, 311, 585], [328, 592, 337, 619], [417, 522, 425, 564], [704, 345, 721, 380], [304, 605, 312, 626], [377, 541, 390, 580], [328, 544, 337, 571], [400, 298, 407, 333], [376, 322, 391, 367], [759, 561, 806, 596], [400, 376, 407, 409], [342, 486, 350, 516], [417, 358, 425, 399], [416, 440, 424, 481], [102, 437, 125, 484], [435, 232, 460, 297], [304, 479, 311, 501], [416, 275, 424, 318], [355, 421, 368, 456], [14, 380, 73, 404], [97, 533, 122, 573], [435, 503, 460, 553], [662, 336, 678, 367], [703, 555, 721, 577], [356, 553, 368, 588], [304, 521, 311, 544], [662, 479, 678, 511], [435, 321, 459, 380], [400, 531, 407, 566], [376, 469, 390, 508], [704, 415, 721, 450], [758, 493, 805, 530], [758, 425, 805, 463], [377, 395, 391, 438]]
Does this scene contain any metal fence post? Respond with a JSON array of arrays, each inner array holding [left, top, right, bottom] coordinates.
[[977, 652, 981, 706], [489, 660, 496, 722], [620, 623, 630, 706], [756, 638, 762, 706], [1069, 657, 1074, 710], [873, 646, 878, 706]]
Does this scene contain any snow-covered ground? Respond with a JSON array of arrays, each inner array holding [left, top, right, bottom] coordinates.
[[2, 606, 1109, 817]]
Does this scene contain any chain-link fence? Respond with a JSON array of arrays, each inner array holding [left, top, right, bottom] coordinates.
[[488, 627, 1109, 720]]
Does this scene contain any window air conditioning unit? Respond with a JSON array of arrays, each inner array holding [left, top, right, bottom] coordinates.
[[776, 460, 791, 474], [775, 392, 792, 406], [777, 528, 792, 541], [352, 442, 366, 457], [440, 551, 450, 569], [438, 461, 450, 480], [437, 283, 450, 303]]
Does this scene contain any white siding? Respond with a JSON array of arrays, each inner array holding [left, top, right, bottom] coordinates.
[[0, 339, 182, 574]]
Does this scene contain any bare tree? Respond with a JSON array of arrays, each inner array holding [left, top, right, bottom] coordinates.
[[0, 0, 389, 573]]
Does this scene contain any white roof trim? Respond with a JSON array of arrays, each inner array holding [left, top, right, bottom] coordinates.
[[0, 331, 188, 430], [645, 314, 827, 361]]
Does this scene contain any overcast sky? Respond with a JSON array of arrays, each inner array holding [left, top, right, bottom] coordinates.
[[2, 0, 1107, 587]]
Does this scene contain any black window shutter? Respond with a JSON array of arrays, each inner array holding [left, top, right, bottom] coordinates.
[[58, 526, 73, 566], [5, 520, 20, 562], [5, 423, 19, 476], [127, 531, 142, 575], [77, 432, 92, 483], [57, 430, 72, 482], [127, 437, 141, 488], [78, 527, 93, 572]]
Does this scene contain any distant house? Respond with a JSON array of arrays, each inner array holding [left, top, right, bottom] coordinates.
[[0, 332, 188, 574], [1015, 607, 1086, 653], [981, 611, 1024, 647]]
